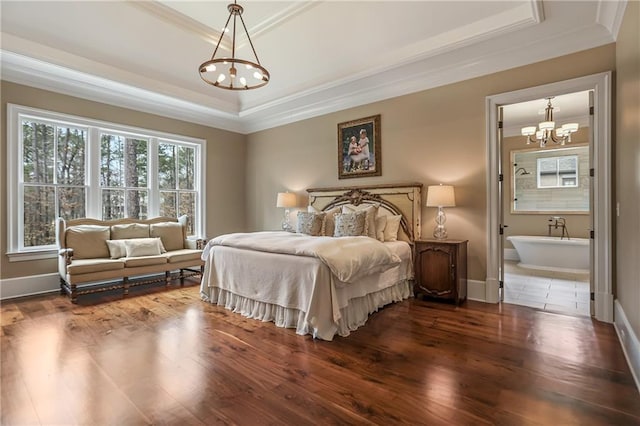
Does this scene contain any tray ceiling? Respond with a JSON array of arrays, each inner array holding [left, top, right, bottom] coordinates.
[[0, 1, 626, 133]]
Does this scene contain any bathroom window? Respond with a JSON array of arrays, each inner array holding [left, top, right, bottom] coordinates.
[[537, 155, 578, 188], [511, 145, 589, 214]]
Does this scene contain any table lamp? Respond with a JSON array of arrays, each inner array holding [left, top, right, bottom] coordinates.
[[276, 192, 296, 232], [426, 184, 456, 240]]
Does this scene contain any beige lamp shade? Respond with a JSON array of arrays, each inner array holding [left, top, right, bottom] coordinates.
[[426, 185, 456, 207], [276, 192, 296, 208]]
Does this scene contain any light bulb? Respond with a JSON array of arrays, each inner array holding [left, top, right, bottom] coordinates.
[[253, 71, 263, 80], [204, 64, 216, 72], [217, 73, 226, 83], [239, 77, 247, 86], [246, 64, 253, 69], [521, 126, 536, 136]]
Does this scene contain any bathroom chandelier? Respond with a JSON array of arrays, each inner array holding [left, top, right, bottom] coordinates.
[[521, 97, 579, 148], [198, 1, 270, 90]]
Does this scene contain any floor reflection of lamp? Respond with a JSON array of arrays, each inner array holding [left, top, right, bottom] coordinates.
[[426, 184, 456, 240], [276, 192, 296, 232]]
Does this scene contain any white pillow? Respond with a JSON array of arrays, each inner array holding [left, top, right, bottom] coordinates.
[[383, 215, 402, 242], [342, 204, 379, 239], [124, 237, 165, 257], [106, 239, 127, 259], [375, 215, 387, 242]]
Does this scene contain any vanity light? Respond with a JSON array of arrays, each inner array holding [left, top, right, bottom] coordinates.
[[521, 98, 579, 147]]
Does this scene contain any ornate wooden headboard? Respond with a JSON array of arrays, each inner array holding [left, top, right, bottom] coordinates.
[[307, 183, 423, 243]]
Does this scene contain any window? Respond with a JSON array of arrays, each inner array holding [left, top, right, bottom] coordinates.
[[537, 155, 578, 188], [7, 105, 206, 260]]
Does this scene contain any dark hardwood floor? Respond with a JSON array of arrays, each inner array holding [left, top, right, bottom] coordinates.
[[1, 278, 639, 425]]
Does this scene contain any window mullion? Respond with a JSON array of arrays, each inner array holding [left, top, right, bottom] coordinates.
[[149, 138, 159, 217], [87, 128, 101, 218]]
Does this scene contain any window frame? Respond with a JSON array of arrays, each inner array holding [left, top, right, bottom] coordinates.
[[7, 104, 207, 262], [536, 154, 579, 189]]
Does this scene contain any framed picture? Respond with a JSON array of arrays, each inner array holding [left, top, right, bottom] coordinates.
[[338, 114, 381, 179]]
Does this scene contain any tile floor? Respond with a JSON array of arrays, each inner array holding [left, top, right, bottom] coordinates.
[[503, 260, 591, 316]]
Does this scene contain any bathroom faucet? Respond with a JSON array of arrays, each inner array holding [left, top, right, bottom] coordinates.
[[548, 216, 570, 240]]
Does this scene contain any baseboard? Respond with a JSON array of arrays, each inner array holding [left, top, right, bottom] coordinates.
[[614, 299, 640, 392], [0, 273, 60, 300], [467, 279, 486, 302], [504, 248, 520, 261]]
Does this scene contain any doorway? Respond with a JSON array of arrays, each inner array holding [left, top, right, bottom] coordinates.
[[485, 72, 613, 323], [501, 92, 592, 316]]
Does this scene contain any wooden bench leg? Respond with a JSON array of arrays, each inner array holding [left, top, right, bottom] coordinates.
[[70, 284, 78, 304], [180, 269, 185, 286], [165, 271, 171, 287], [123, 277, 129, 297]]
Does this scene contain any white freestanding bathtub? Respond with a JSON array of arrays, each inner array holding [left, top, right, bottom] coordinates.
[[507, 235, 590, 274]]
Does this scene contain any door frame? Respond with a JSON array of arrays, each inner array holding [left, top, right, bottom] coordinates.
[[485, 72, 613, 322]]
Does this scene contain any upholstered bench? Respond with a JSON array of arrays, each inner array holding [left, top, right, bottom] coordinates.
[[57, 215, 205, 303]]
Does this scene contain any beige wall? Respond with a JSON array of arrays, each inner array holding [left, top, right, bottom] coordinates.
[[0, 81, 247, 280], [615, 2, 640, 340], [502, 131, 591, 249], [246, 44, 616, 282]]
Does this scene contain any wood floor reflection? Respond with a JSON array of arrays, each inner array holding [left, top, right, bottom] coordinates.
[[1, 279, 639, 425]]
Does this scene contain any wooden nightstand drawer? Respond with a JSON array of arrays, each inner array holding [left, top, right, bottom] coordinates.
[[414, 239, 468, 304]]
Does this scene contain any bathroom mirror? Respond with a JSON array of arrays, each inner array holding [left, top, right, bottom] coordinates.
[[511, 144, 589, 214]]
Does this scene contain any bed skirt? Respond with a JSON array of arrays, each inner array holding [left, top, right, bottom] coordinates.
[[200, 279, 413, 341]]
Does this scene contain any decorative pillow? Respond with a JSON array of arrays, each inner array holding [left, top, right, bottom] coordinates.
[[124, 237, 165, 258], [150, 222, 184, 251], [383, 215, 402, 242], [65, 225, 110, 259], [322, 206, 343, 236], [296, 212, 325, 236], [334, 211, 367, 237], [106, 240, 127, 259], [342, 204, 379, 239], [111, 223, 149, 240], [375, 215, 388, 242]]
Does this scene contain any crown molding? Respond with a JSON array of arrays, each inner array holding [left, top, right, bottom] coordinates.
[[596, 0, 628, 39], [241, 21, 615, 133], [133, 1, 319, 52], [1, 50, 245, 133]]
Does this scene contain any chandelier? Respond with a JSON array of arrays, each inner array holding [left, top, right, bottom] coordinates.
[[520, 97, 578, 147], [199, 1, 270, 90]]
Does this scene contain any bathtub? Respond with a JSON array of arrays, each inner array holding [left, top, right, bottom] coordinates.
[[507, 235, 590, 274]]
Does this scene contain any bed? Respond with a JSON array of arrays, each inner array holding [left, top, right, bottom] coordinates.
[[200, 183, 423, 340]]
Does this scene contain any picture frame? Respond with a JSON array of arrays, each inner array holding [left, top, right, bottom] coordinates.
[[337, 114, 381, 179]]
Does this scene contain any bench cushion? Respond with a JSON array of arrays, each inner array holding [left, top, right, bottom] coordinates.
[[123, 255, 168, 268], [111, 223, 150, 240], [67, 258, 125, 275], [66, 225, 110, 259], [165, 249, 203, 264], [150, 222, 184, 251]]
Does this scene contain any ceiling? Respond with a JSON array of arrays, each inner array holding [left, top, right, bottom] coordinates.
[[0, 1, 627, 134]]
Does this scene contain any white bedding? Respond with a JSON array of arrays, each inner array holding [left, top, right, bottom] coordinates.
[[202, 231, 401, 282], [200, 233, 413, 340]]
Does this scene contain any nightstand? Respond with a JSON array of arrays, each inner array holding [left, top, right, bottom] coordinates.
[[414, 239, 468, 305]]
